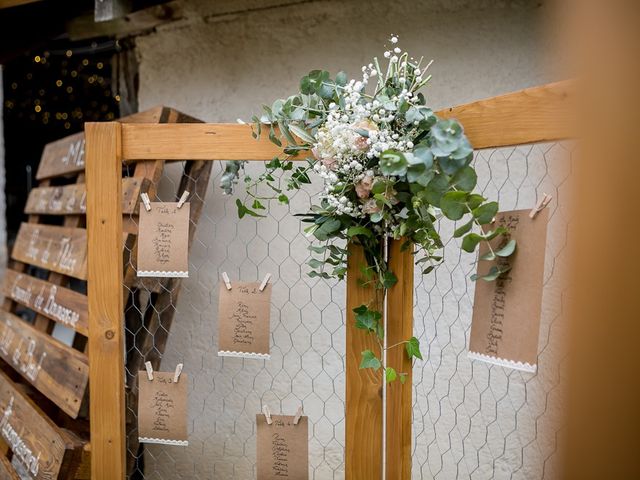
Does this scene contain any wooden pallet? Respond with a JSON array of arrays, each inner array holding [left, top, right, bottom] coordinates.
[[0, 106, 211, 478]]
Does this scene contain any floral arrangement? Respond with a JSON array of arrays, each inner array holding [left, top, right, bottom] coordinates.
[[221, 37, 515, 382]]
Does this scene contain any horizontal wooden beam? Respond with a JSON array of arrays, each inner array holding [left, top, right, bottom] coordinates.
[[439, 80, 574, 149], [120, 81, 573, 162], [68, 0, 182, 41], [121, 123, 288, 161], [0, 0, 42, 9]]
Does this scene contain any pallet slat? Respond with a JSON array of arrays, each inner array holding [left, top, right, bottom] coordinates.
[[25, 177, 145, 216], [0, 370, 84, 479], [35, 106, 168, 181], [11, 223, 87, 280], [1, 269, 89, 336], [0, 310, 89, 418]]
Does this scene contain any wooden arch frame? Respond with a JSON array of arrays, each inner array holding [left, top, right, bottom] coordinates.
[[84, 80, 572, 479]]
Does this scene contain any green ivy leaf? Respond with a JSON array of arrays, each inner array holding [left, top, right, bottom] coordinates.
[[354, 306, 382, 332], [236, 199, 246, 219], [405, 337, 423, 360], [360, 350, 382, 371], [381, 271, 398, 289], [277, 194, 289, 205], [440, 191, 468, 221], [251, 199, 265, 210], [399, 373, 408, 384], [385, 367, 397, 383]]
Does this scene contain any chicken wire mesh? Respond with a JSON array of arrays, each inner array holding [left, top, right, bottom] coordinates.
[[121, 140, 571, 479]]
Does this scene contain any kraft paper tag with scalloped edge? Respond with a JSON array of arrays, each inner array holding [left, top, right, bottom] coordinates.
[[138, 371, 188, 446], [137, 202, 190, 278], [469, 208, 549, 372], [257, 413, 308, 480], [218, 282, 271, 359]]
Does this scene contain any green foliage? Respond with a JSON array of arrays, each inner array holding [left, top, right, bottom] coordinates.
[[221, 39, 518, 384], [360, 350, 382, 371], [405, 336, 423, 360]]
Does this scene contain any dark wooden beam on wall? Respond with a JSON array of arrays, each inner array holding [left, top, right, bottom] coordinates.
[[0, 0, 44, 9], [68, 1, 182, 41], [95, 0, 132, 22]]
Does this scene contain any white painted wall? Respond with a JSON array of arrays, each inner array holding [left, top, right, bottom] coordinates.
[[133, 1, 566, 478]]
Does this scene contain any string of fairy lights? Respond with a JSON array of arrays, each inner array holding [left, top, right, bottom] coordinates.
[[3, 40, 121, 132]]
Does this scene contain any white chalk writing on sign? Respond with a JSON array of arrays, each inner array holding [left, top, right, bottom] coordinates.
[[9, 275, 80, 328], [0, 397, 40, 477], [61, 139, 85, 167]]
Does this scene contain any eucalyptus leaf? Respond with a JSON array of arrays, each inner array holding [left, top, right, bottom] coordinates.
[[440, 191, 468, 221]]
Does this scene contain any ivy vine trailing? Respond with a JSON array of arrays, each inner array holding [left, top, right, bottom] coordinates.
[[221, 36, 515, 383]]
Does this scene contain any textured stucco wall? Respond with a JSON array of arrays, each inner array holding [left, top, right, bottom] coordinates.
[[133, 1, 564, 478]]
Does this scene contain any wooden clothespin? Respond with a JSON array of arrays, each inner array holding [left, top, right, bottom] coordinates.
[[173, 363, 184, 383], [529, 193, 553, 219], [140, 193, 152, 212], [177, 191, 190, 209], [221, 272, 232, 290], [293, 406, 303, 425], [259, 273, 272, 292], [144, 361, 154, 381], [262, 405, 272, 425]]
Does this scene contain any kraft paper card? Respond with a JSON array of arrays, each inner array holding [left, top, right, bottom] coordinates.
[[257, 413, 309, 480], [468, 208, 549, 373], [138, 371, 188, 446], [218, 282, 272, 359], [137, 202, 190, 278]]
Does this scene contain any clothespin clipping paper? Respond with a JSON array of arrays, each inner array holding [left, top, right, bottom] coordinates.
[[144, 361, 154, 381]]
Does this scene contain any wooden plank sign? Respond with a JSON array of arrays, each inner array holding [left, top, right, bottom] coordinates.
[[25, 177, 145, 216], [11, 223, 87, 280], [36, 132, 85, 180], [0, 310, 89, 418], [1, 269, 89, 336], [0, 370, 78, 479]]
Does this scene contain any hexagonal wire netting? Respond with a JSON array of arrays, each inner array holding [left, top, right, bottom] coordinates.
[[122, 141, 571, 479]]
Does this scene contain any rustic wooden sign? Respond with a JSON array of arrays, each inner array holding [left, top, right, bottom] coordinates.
[[0, 455, 19, 480], [36, 132, 85, 181], [0, 310, 89, 418], [11, 223, 87, 280], [25, 177, 145, 216], [0, 370, 81, 479], [1, 269, 89, 336]]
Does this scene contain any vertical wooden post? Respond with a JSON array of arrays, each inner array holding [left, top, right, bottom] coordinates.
[[345, 243, 384, 479], [85, 122, 126, 479], [385, 239, 413, 480]]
